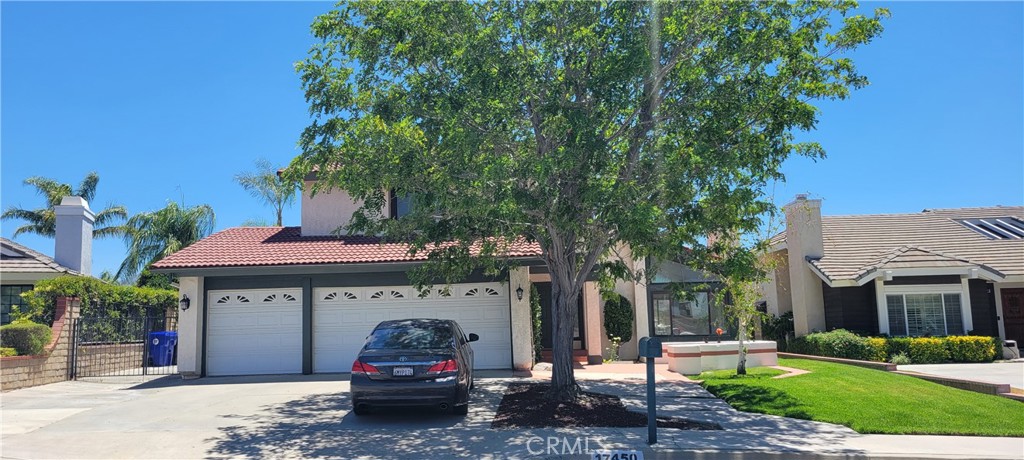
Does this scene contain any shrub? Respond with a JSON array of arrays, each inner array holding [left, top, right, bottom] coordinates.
[[909, 337, 949, 364], [0, 347, 17, 357], [530, 284, 542, 363], [789, 329, 877, 361], [0, 321, 52, 356], [19, 275, 177, 325], [944, 336, 998, 363], [762, 311, 794, 352], [886, 337, 912, 360], [602, 293, 634, 344], [865, 337, 888, 362], [889, 352, 912, 365]]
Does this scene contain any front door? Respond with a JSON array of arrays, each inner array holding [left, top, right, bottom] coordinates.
[[536, 282, 585, 349], [1001, 288, 1024, 345]]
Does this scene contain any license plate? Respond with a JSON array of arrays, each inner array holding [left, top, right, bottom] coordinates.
[[392, 367, 413, 377]]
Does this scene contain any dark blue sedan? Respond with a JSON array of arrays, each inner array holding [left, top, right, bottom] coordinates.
[[350, 319, 477, 415]]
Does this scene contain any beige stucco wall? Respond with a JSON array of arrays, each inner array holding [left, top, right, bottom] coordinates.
[[784, 197, 826, 335], [509, 267, 534, 370], [177, 276, 204, 377], [583, 281, 603, 364], [301, 181, 389, 236]]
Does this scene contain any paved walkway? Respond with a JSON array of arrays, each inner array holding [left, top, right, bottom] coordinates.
[[899, 362, 1024, 390], [1, 372, 1021, 459]]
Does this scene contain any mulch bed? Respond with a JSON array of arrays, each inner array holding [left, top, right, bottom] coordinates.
[[490, 382, 722, 430]]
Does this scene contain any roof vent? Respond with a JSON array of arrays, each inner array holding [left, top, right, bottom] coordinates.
[[957, 217, 1024, 240]]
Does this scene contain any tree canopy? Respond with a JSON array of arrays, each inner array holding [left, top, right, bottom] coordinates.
[[116, 201, 215, 283], [1, 172, 128, 239], [290, 0, 887, 399]]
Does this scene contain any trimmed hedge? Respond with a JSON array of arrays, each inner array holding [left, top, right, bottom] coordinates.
[[945, 336, 999, 363], [0, 347, 17, 357], [789, 329, 875, 360], [0, 321, 52, 356], [790, 330, 1000, 364], [909, 337, 948, 364]]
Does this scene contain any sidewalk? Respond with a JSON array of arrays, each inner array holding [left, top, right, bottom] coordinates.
[[519, 362, 1024, 460]]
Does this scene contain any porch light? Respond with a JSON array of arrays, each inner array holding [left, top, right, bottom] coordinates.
[[516, 285, 524, 301], [179, 295, 191, 311]]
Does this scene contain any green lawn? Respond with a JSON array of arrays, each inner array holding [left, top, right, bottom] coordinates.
[[697, 358, 1024, 436]]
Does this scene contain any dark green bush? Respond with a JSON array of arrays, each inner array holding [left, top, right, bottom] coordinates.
[[531, 284, 542, 363], [762, 311, 794, 351], [0, 347, 17, 357], [886, 337, 912, 360], [909, 337, 949, 364], [602, 293, 634, 343], [789, 329, 877, 360], [944, 336, 998, 363], [19, 275, 176, 325], [0, 321, 52, 356]]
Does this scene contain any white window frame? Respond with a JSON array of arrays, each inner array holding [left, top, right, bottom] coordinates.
[[877, 282, 974, 336]]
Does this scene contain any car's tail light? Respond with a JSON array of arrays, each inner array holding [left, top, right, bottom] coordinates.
[[426, 359, 458, 374], [351, 360, 381, 375]]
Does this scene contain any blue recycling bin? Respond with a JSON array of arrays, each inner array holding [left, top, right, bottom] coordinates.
[[148, 331, 178, 366]]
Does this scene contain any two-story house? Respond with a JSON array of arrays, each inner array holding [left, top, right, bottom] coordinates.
[[152, 177, 718, 377]]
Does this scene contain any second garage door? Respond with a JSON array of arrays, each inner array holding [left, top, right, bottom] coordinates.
[[313, 283, 512, 372]]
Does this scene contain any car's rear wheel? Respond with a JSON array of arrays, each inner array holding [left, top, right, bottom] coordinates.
[[453, 404, 468, 416], [353, 403, 369, 416]]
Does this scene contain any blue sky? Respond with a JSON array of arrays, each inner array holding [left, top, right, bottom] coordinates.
[[2, 1, 1022, 278]]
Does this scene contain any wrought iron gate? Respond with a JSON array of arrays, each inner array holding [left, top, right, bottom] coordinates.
[[72, 306, 178, 378]]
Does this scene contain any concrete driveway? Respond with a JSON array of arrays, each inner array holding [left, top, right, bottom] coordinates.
[[2, 373, 1022, 459], [899, 362, 1024, 390]]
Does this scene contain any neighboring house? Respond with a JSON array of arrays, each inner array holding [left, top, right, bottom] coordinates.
[[765, 195, 1024, 346], [0, 197, 95, 325], [151, 178, 716, 377]]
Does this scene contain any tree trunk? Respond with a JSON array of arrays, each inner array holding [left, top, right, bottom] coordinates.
[[276, 208, 283, 227], [546, 272, 581, 401], [736, 314, 748, 375]]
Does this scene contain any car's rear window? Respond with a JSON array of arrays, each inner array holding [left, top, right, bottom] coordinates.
[[365, 324, 453, 350]]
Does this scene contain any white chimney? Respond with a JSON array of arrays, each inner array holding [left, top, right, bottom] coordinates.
[[54, 196, 94, 276], [783, 194, 826, 336]]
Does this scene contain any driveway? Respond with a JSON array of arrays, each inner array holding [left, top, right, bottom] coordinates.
[[899, 362, 1024, 390], [2, 373, 1021, 459]]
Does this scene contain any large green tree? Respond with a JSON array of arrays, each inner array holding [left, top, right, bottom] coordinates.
[[234, 158, 299, 227], [116, 201, 215, 282], [291, 0, 886, 400], [2, 172, 127, 239]]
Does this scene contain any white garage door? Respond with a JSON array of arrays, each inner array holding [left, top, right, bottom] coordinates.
[[206, 288, 303, 376], [314, 283, 511, 372]]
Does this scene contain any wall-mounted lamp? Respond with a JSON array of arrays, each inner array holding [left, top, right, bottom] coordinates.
[[515, 285, 524, 301], [179, 294, 191, 311]]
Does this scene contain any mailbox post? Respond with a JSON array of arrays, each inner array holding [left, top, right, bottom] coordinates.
[[638, 337, 662, 444]]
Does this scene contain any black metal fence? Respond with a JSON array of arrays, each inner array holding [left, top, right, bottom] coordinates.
[[72, 306, 178, 378]]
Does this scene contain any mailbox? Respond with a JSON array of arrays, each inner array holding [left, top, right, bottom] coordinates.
[[638, 337, 663, 358]]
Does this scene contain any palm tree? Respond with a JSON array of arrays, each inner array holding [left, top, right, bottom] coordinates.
[[116, 201, 215, 282], [2, 172, 128, 238], [234, 159, 298, 226]]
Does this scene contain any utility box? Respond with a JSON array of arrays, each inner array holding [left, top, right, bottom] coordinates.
[[638, 337, 663, 358]]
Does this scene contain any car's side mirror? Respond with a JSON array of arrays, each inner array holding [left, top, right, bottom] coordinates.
[[468, 333, 479, 342]]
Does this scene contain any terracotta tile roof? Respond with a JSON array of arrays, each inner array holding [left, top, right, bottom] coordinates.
[[0, 237, 79, 275], [150, 227, 542, 270], [790, 206, 1024, 282]]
